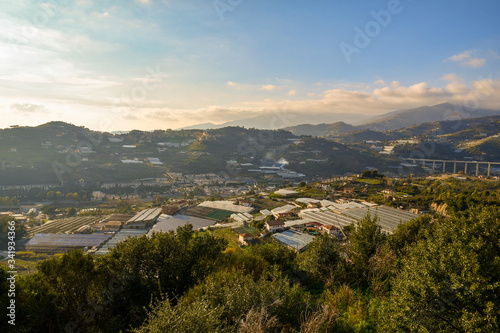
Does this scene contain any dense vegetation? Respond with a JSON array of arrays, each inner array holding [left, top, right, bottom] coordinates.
[[1, 205, 499, 332]]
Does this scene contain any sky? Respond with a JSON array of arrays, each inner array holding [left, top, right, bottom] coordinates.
[[1, 0, 499, 131]]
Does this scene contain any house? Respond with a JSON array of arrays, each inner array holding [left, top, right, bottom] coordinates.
[[307, 202, 320, 209], [240, 199, 252, 207], [271, 205, 296, 219], [305, 222, 323, 228], [321, 225, 343, 238], [161, 205, 179, 215], [104, 220, 123, 231], [266, 220, 285, 232], [382, 189, 396, 196], [239, 233, 254, 245]]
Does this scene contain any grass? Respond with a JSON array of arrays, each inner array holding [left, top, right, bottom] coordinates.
[[356, 178, 382, 185], [253, 198, 286, 210], [211, 228, 242, 252], [232, 226, 258, 235], [0, 251, 52, 275], [205, 209, 234, 221]]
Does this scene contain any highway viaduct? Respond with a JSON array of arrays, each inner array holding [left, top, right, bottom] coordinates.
[[399, 158, 500, 177]]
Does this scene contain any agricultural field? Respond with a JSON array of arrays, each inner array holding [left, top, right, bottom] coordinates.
[[26, 216, 105, 237], [204, 209, 233, 221], [232, 226, 258, 235]]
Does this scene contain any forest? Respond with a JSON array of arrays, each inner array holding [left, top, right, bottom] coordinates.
[[1, 206, 499, 332]]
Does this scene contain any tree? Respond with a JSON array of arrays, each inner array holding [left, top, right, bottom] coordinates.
[[388, 214, 433, 257], [116, 200, 132, 214], [107, 224, 227, 305], [135, 270, 309, 332], [0, 215, 26, 240], [299, 233, 342, 284], [66, 207, 77, 217], [348, 214, 385, 281], [381, 207, 500, 332]]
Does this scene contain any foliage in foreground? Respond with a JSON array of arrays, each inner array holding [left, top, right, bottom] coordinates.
[[1, 207, 499, 332]]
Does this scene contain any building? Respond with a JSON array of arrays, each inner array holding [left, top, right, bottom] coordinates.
[[273, 230, 315, 252], [239, 233, 254, 245], [239, 199, 252, 207], [266, 220, 285, 232], [274, 189, 299, 197], [125, 208, 162, 229], [161, 205, 179, 215], [321, 225, 343, 238], [104, 220, 123, 231], [26, 233, 112, 254], [271, 205, 296, 219]]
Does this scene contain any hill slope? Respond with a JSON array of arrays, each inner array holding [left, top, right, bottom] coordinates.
[[284, 122, 357, 137], [357, 103, 500, 131]]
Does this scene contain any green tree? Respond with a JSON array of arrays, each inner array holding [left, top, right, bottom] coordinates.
[[107, 224, 227, 306], [388, 214, 433, 257], [0, 215, 26, 240], [135, 269, 309, 332], [299, 233, 342, 284], [381, 207, 500, 332], [66, 207, 78, 217], [348, 214, 385, 282], [116, 200, 132, 214]]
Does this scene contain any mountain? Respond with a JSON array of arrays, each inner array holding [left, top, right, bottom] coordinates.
[[181, 112, 370, 130], [337, 129, 394, 144], [356, 103, 500, 131], [0, 122, 388, 185], [181, 122, 219, 130], [284, 122, 357, 137], [394, 115, 500, 139]]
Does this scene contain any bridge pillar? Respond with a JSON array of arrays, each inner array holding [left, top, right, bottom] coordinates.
[[488, 163, 491, 177], [454, 162, 456, 174], [465, 162, 468, 174], [433, 161, 436, 169], [443, 161, 446, 173], [476, 163, 479, 177]]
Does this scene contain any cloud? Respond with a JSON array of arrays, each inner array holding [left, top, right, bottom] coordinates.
[[135, 0, 152, 4], [374, 79, 385, 85], [446, 50, 486, 68], [11, 103, 48, 114], [464, 58, 486, 67], [391, 81, 400, 88], [287, 90, 298, 96], [227, 81, 242, 90], [260, 84, 281, 91], [441, 73, 463, 82]]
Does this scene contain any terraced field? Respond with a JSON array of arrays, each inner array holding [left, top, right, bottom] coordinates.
[[26, 216, 105, 238]]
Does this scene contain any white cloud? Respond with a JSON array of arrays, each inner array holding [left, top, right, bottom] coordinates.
[[464, 58, 486, 67], [441, 73, 463, 82], [287, 90, 298, 96], [261, 84, 281, 91], [226, 81, 242, 90], [446, 50, 486, 68], [11, 103, 48, 114], [135, 0, 152, 4], [374, 79, 385, 85], [391, 81, 400, 88]]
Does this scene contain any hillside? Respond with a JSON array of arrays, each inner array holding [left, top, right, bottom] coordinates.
[[357, 103, 500, 131], [181, 112, 369, 130], [0, 122, 389, 185], [284, 122, 357, 137]]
